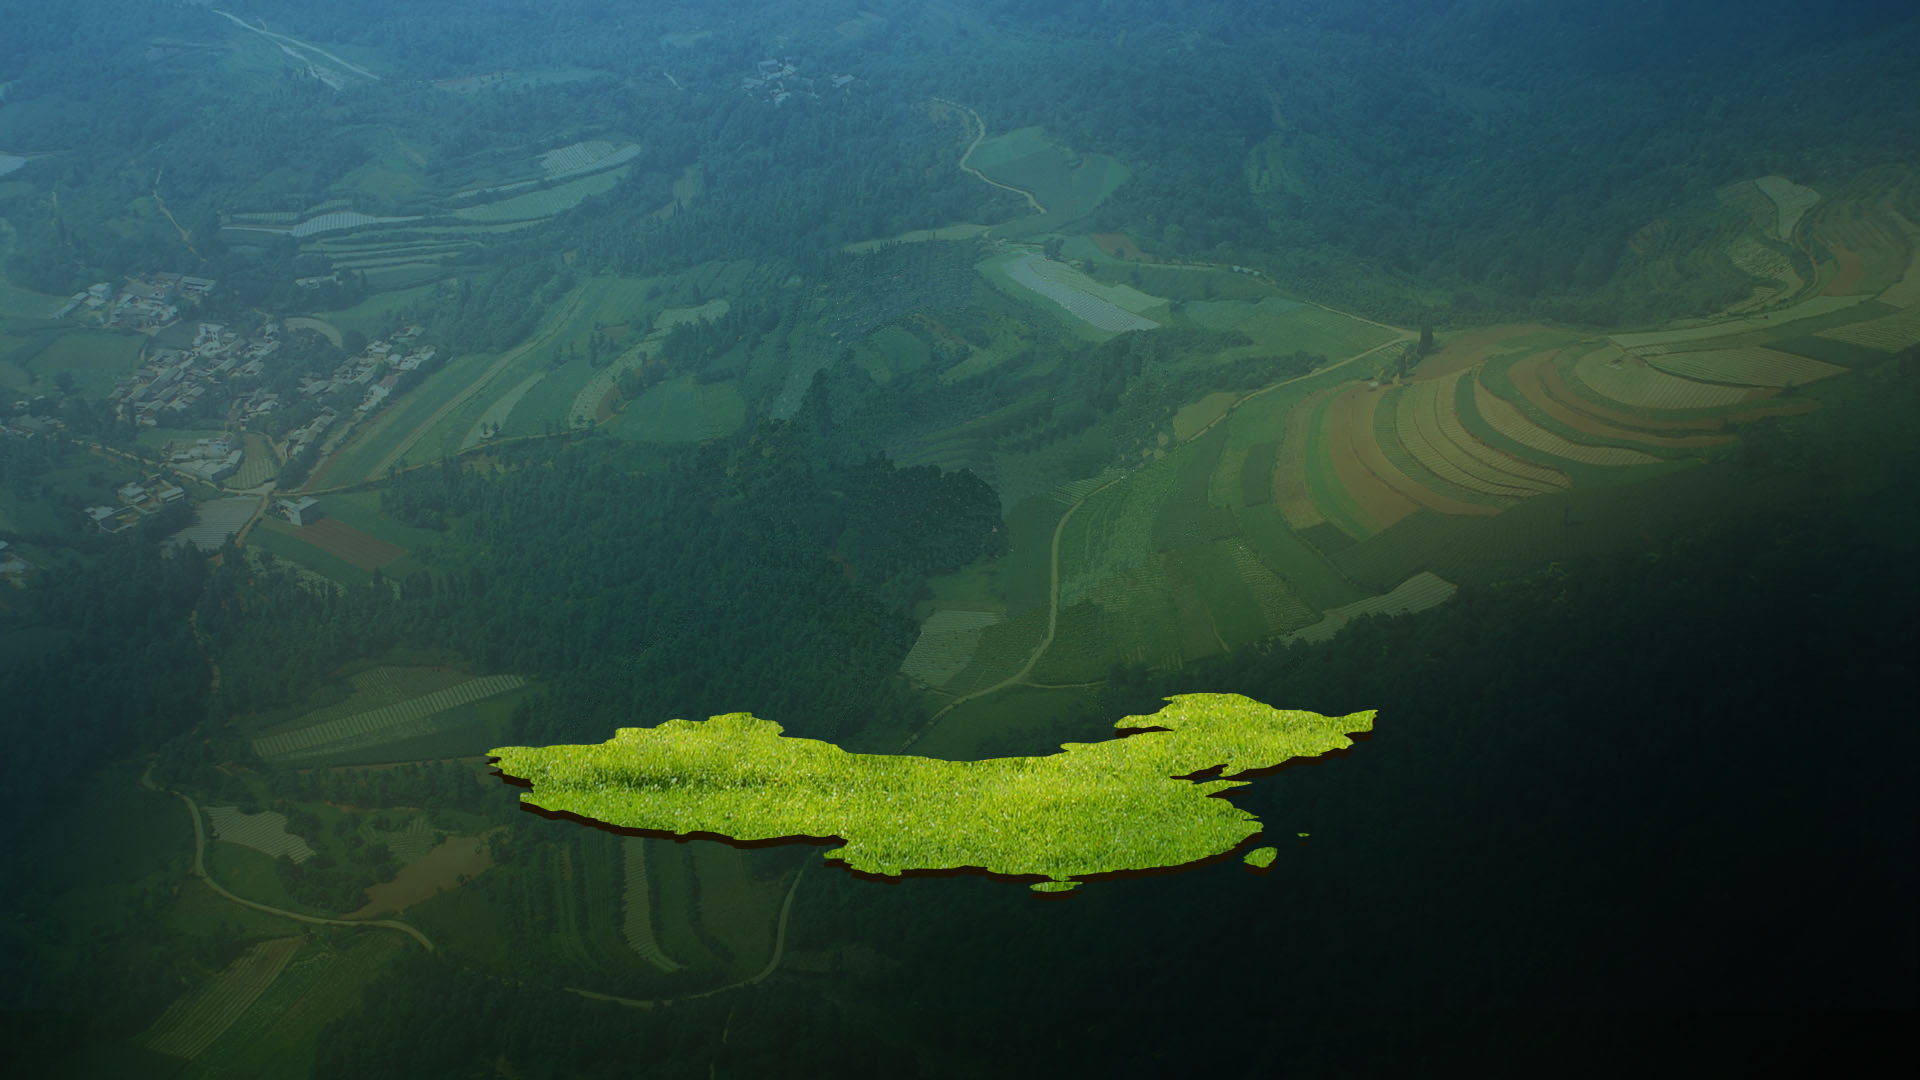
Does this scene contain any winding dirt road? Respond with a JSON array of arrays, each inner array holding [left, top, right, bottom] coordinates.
[[143, 767, 434, 950]]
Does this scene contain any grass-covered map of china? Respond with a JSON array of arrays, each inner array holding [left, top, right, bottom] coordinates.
[[490, 694, 1374, 893]]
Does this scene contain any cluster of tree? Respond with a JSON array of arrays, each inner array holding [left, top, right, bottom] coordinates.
[[310, 948, 913, 1080], [0, 535, 209, 826], [200, 422, 1002, 747]]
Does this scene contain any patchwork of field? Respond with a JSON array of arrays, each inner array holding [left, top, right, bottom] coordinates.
[[206, 807, 317, 863], [1020, 270, 1902, 680], [251, 673, 529, 762], [139, 937, 304, 1059]]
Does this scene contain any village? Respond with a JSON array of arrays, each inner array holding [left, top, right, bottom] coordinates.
[[55, 272, 216, 331], [738, 57, 856, 107], [104, 318, 437, 466]]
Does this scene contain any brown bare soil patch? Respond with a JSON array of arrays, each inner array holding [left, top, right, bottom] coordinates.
[[1823, 237, 1867, 296], [1510, 352, 1734, 449], [299, 516, 407, 570], [1328, 384, 1463, 526], [351, 832, 496, 917], [1091, 233, 1150, 261], [594, 386, 619, 423]]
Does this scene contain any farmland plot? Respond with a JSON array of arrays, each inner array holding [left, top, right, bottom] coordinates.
[[982, 251, 1160, 333], [453, 168, 628, 223], [207, 806, 318, 863], [1571, 346, 1755, 410], [140, 937, 304, 1060], [1647, 347, 1849, 387], [900, 609, 1005, 688], [1335, 384, 1455, 525], [621, 838, 684, 972], [252, 674, 528, 761], [1272, 389, 1329, 529], [1224, 538, 1316, 635], [1607, 293, 1870, 350], [618, 374, 746, 443], [1814, 302, 1920, 351], [1393, 378, 1549, 500], [1471, 379, 1661, 467], [1755, 175, 1821, 240]]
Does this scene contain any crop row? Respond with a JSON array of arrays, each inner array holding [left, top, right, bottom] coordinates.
[[206, 806, 317, 863], [1569, 346, 1751, 410], [141, 937, 303, 1059], [253, 674, 527, 759], [1224, 539, 1316, 634], [1815, 303, 1920, 352], [1394, 377, 1559, 499], [1471, 378, 1662, 467]]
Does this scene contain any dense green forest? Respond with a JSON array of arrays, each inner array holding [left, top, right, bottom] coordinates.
[[203, 412, 1004, 746], [6, 1, 1918, 323]]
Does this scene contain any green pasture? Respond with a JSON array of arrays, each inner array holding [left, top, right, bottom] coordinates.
[[321, 488, 450, 550], [23, 329, 145, 397], [969, 126, 1129, 226], [1178, 538, 1272, 645], [315, 280, 445, 336], [613, 374, 746, 443], [453, 168, 628, 224]]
